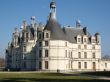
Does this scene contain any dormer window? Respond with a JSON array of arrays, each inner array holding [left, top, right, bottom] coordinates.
[[77, 35, 82, 43], [84, 38, 87, 42], [39, 33, 42, 39], [44, 31, 50, 40], [93, 39, 96, 43], [91, 36, 96, 44], [83, 35, 88, 43], [46, 33, 49, 38], [92, 45, 95, 49], [78, 38, 81, 42]]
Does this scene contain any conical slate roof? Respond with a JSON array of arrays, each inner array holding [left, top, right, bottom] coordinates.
[[44, 18, 67, 40]]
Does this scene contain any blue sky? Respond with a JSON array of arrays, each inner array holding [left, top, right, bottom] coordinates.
[[0, 0, 110, 58]]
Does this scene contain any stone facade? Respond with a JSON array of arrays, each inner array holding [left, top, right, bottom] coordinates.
[[6, 1, 110, 72]]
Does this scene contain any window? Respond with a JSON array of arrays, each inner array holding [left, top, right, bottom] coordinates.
[[93, 53, 95, 58], [39, 42, 42, 47], [84, 52, 87, 58], [69, 61, 72, 68], [78, 52, 81, 58], [39, 50, 42, 58], [93, 39, 96, 43], [45, 41, 48, 46], [84, 45, 87, 49], [78, 45, 81, 49], [24, 57, 26, 60], [84, 38, 87, 42], [39, 33, 42, 39], [65, 42, 67, 46], [105, 63, 107, 68], [46, 33, 49, 38], [24, 46, 26, 52], [92, 45, 95, 49], [45, 61, 48, 69], [39, 61, 42, 69], [65, 50, 67, 58], [71, 52, 72, 58], [23, 62, 26, 68], [45, 50, 48, 57], [78, 38, 81, 42], [78, 62, 81, 69], [84, 62, 87, 69], [93, 62, 96, 70]]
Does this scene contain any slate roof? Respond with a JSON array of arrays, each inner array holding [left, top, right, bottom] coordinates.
[[63, 28, 91, 43], [44, 17, 91, 43], [44, 18, 67, 40]]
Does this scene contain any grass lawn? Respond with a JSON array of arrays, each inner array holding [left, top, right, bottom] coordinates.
[[82, 71, 110, 77], [0, 72, 109, 82]]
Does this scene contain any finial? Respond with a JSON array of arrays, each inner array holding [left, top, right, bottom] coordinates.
[[23, 20, 27, 30], [49, 0, 57, 20], [76, 19, 81, 28], [50, 0, 56, 8], [14, 27, 18, 33], [31, 16, 36, 21], [31, 16, 36, 28]]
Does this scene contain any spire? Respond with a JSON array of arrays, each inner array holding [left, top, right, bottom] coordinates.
[[49, 0, 56, 20]]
